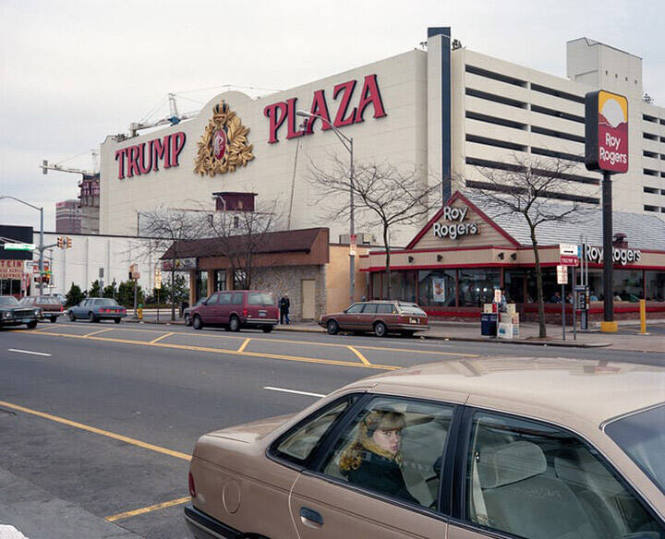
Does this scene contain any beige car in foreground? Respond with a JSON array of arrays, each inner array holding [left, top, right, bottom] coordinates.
[[185, 358, 665, 538]]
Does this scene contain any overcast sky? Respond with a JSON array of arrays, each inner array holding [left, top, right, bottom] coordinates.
[[1, 0, 663, 231]]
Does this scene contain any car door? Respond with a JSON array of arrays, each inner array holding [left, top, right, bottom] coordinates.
[[447, 408, 665, 539], [340, 303, 365, 331], [217, 292, 233, 324], [288, 395, 455, 538], [201, 292, 220, 323], [358, 302, 378, 331], [72, 299, 88, 318]]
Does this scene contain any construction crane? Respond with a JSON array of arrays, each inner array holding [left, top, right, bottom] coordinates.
[[40, 150, 97, 177], [129, 93, 197, 137]]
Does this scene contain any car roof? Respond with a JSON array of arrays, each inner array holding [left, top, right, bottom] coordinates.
[[345, 357, 665, 426]]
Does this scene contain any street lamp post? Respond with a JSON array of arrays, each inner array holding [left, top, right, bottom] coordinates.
[[296, 111, 355, 304], [0, 196, 45, 295]]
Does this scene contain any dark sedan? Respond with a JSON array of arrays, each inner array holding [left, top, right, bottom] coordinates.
[[0, 296, 40, 329], [68, 298, 127, 323]]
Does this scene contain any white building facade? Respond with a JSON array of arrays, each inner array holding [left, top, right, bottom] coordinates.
[[98, 29, 665, 250]]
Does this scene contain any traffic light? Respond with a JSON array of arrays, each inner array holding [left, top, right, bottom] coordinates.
[[57, 236, 63, 248], [66, 237, 72, 249]]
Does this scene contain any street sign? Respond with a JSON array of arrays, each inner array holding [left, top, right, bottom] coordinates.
[[3, 243, 35, 251], [559, 243, 578, 256], [557, 265, 568, 285], [559, 255, 580, 266]]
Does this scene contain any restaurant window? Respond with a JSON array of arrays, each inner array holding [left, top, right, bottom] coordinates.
[[233, 269, 247, 289], [529, 267, 559, 303], [458, 269, 499, 307], [214, 270, 226, 291], [613, 269, 643, 301], [418, 269, 456, 307], [504, 269, 526, 303], [195, 271, 208, 301], [646, 271, 665, 301]]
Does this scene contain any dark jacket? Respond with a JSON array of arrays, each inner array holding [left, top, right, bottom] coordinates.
[[279, 297, 290, 311], [344, 451, 418, 505]]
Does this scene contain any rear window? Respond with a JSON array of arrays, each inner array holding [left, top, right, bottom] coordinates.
[[248, 292, 275, 306], [398, 304, 426, 315], [96, 299, 120, 306]]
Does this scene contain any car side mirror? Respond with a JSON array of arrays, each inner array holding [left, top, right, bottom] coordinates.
[[201, 299, 208, 305]]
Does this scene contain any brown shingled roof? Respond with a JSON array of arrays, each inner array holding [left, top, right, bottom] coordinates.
[[161, 227, 327, 260]]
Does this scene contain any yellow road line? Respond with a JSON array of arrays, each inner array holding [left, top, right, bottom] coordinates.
[[25, 331, 400, 370], [84, 328, 115, 338], [150, 332, 174, 344], [237, 338, 251, 353], [105, 496, 190, 522], [351, 344, 478, 358], [347, 346, 371, 367], [0, 400, 191, 461]]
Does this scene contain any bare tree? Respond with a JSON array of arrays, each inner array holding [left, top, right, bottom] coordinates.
[[467, 155, 592, 338], [309, 157, 441, 299], [206, 202, 281, 290], [138, 208, 208, 321]]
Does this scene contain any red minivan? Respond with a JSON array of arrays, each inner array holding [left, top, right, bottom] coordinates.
[[190, 290, 279, 333]]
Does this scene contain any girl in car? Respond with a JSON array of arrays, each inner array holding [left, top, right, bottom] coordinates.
[[339, 410, 417, 504]]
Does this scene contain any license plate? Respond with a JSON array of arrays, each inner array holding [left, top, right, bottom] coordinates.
[[259, 310, 266, 317], [410, 318, 417, 324]]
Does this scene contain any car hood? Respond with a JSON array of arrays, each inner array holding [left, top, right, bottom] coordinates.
[[205, 413, 294, 444]]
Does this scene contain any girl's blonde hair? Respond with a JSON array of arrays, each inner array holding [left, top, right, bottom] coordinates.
[[338, 410, 405, 471]]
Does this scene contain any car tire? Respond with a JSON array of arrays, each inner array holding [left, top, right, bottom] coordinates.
[[26, 320, 37, 329], [374, 321, 387, 337], [69, 312, 76, 322], [114, 318, 121, 324], [327, 320, 339, 335], [229, 316, 240, 332], [193, 315, 203, 330], [88, 312, 97, 323], [184, 314, 191, 326], [50, 316, 57, 323], [262, 325, 273, 333]]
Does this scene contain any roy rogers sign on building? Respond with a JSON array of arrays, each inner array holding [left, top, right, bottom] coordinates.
[[263, 74, 386, 143], [585, 90, 628, 174], [432, 206, 480, 240]]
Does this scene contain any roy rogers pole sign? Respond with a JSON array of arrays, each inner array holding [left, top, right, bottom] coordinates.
[[585, 90, 628, 173]]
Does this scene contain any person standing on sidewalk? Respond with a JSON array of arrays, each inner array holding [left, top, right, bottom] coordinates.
[[279, 294, 290, 325]]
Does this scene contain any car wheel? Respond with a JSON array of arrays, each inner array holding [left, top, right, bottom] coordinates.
[[229, 316, 240, 332], [184, 314, 191, 326], [114, 318, 121, 324], [50, 316, 57, 323], [327, 320, 339, 335], [262, 325, 273, 333], [88, 312, 97, 323], [69, 311, 76, 322], [26, 320, 37, 329], [374, 321, 387, 337], [193, 315, 203, 330]]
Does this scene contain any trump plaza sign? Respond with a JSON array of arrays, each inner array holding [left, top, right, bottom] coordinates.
[[585, 90, 628, 174], [263, 74, 386, 143], [115, 132, 187, 179]]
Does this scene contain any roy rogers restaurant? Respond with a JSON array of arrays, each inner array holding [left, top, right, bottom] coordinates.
[[360, 192, 665, 322]]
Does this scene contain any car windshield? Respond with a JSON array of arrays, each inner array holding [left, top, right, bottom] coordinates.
[[0, 296, 19, 306], [398, 304, 426, 315], [605, 403, 665, 495]]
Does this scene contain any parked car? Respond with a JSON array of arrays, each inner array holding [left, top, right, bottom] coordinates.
[[19, 295, 64, 323], [68, 298, 127, 323], [190, 290, 278, 333], [0, 296, 40, 329], [320, 300, 429, 337], [183, 297, 207, 326], [184, 358, 665, 539]]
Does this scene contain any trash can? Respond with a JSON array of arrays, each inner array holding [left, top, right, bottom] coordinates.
[[481, 313, 498, 337]]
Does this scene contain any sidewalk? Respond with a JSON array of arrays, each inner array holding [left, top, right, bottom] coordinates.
[[127, 312, 664, 352]]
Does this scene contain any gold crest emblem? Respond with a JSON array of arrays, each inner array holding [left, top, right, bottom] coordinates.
[[194, 100, 254, 176]]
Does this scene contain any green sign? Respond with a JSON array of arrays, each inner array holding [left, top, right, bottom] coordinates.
[[3, 243, 35, 251]]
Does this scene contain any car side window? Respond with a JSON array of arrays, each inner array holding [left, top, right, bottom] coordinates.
[[272, 397, 356, 464], [232, 293, 243, 305], [465, 411, 665, 538], [206, 293, 219, 305], [320, 397, 453, 509], [362, 303, 378, 314], [376, 304, 394, 314], [218, 292, 232, 305], [345, 303, 364, 314]]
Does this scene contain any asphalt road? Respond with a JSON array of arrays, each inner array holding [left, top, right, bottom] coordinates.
[[1, 320, 663, 538]]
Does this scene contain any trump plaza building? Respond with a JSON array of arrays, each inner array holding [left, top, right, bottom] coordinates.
[[98, 27, 665, 319]]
